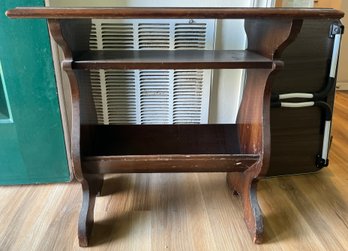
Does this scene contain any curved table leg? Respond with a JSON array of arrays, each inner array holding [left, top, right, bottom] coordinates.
[[78, 175, 104, 247], [226, 171, 263, 244]]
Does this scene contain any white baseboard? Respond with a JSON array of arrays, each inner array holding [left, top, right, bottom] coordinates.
[[337, 82, 348, 91]]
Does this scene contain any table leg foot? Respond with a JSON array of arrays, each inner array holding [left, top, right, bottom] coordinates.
[[226, 172, 264, 244], [78, 178, 98, 247]]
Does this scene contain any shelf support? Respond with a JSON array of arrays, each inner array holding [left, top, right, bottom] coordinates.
[[48, 19, 99, 247], [226, 19, 303, 243], [227, 169, 263, 243]]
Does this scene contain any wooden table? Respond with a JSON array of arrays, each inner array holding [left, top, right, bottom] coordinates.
[[6, 7, 344, 247]]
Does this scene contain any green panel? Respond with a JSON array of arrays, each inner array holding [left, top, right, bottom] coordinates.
[[0, 0, 70, 184], [0, 63, 11, 120]]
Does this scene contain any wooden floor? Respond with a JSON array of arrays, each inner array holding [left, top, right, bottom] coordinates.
[[1, 92, 348, 251]]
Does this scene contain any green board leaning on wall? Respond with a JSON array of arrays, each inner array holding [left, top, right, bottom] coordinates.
[[0, 0, 70, 184]]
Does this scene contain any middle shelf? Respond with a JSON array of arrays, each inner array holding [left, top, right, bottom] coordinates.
[[72, 50, 274, 70], [80, 124, 260, 173]]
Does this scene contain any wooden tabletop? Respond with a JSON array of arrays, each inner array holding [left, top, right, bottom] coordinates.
[[6, 7, 344, 19]]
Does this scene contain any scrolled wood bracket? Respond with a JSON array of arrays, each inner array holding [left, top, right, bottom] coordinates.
[[226, 19, 303, 243]]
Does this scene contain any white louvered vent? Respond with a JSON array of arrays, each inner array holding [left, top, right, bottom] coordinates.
[[138, 23, 170, 49], [90, 19, 215, 124], [106, 70, 137, 124], [140, 70, 170, 124], [174, 70, 204, 123], [174, 23, 207, 49]]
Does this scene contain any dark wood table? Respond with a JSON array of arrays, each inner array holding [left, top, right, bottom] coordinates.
[[6, 7, 344, 247]]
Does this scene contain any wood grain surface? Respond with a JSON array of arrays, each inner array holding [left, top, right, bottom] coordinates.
[[6, 7, 344, 19], [0, 91, 347, 250], [72, 50, 274, 70], [268, 19, 338, 176]]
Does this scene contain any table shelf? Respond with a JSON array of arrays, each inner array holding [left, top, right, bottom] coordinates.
[[81, 124, 241, 155], [83, 154, 259, 173], [72, 50, 275, 70], [81, 124, 259, 173]]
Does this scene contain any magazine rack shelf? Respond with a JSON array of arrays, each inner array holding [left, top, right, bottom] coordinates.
[[6, 7, 344, 247]]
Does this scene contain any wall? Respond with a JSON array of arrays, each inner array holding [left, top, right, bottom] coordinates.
[[276, 0, 314, 7], [47, 0, 269, 124], [314, 0, 347, 89], [314, 0, 341, 8], [276, 0, 341, 8]]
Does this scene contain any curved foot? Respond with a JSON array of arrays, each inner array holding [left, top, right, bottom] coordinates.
[[227, 172, 264, 244], [78, 175, 104, 247], [78, 179, 95, 247]]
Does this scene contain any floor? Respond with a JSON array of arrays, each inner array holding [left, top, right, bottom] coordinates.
[[0, 92, 347, 251]]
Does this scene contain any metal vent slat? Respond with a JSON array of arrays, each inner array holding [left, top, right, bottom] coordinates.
[[105, 70, 137, 124], [101, 23, 134, 50], [174, 23, 207, 50], [173, 70, 204, 124], [138, 23, 170, 49], [90, 70, 104, 123], [140, 70, 170, 124]]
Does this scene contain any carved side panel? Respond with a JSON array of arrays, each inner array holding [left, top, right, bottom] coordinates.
[[237, 19, 302, 177], [48, 19, 95, 181]]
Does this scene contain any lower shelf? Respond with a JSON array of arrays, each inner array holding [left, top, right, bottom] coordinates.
[[83, 154, 260, 173], [81, 124, 260, 173]]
